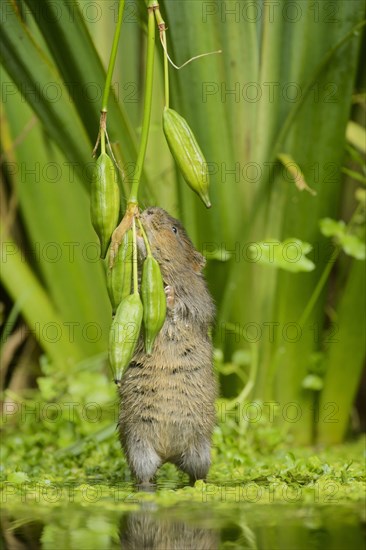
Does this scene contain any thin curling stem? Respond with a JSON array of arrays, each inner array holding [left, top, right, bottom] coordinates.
[[160, 40, 222, 70], [129, 2, 156, 203], [101, 0, 125, 111]]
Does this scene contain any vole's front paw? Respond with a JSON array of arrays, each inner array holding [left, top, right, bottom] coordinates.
[[164, 285, 175, 309]]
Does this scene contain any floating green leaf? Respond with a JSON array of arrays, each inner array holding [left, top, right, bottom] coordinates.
[[341, 234, 365, 260], [320, 218, 365, 260], [320, 218, 346, 238], [248, 239, 315, 273]]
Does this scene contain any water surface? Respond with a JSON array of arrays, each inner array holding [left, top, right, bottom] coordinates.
[[2, 501, 364, 549]]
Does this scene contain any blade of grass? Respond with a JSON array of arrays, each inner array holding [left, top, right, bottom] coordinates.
[[2, 76, 111, 358], [23, 0, 138, 160], [0, 224, 82, 367], [318, 258, 366, 443], [0, 1, 91, 182], [269, 7, 364, 443]]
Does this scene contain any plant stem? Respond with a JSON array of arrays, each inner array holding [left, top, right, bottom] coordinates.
[[248, 19, 366, 229], [273, 22, 366, 159], [297, 247, 339, 329], [129, 2, 156, 203], [101, 0, 125, 112], [100, 128, 106, 155], [132, 216, 139, 294], [137, 217, 152, 256], [162, 33, 169, 107], [225, 343, 258, 412], [154, 7, 169, 108], [298, 201, 364, 328], [0, 223, 81, 365]]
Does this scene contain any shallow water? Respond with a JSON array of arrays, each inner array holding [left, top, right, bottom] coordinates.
[[1, 502, 364, 550]]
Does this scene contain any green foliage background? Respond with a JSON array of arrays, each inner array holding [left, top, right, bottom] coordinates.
[[1, 0, 365, 449]]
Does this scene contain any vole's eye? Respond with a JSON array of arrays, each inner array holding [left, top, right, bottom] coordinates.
[[172, 226, 178, 234]]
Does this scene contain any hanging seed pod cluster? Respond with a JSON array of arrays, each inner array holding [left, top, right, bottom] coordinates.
[[92, 182, 167, 383], [89, 128, 168, 383], [90, 147, 167, 382], [89, 0, 216, 386], [107, 217, 167, 383]]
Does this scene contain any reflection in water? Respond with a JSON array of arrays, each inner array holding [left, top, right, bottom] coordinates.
[[120, 508, 219, 549], [1, 516, 43, 550], [1, 504, 365, 550]]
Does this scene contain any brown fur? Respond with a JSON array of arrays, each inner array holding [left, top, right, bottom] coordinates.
[[118, 207, 217, 485]]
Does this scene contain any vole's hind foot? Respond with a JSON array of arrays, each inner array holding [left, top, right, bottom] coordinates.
[[125, 439, 162, 485], [177, 441, 211, 484], [136, 481, 157, 493], [188, 476, 205, 487]]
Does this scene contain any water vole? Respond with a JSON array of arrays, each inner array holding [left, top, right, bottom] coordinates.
[[118, 207, 217, 485]]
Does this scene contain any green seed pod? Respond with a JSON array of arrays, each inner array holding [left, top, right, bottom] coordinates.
[[109, 293, 143, 384], [106, 229, 133, 313], [90, 152, 120, 258], [163, 107, 211, 208], [141, 255, 167, 354]]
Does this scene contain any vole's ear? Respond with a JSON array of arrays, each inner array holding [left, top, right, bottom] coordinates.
[[192, 250, 206, 273]]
